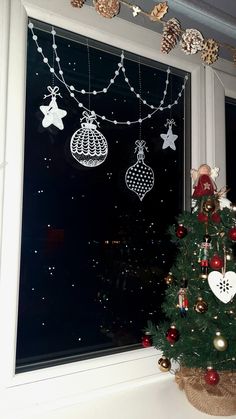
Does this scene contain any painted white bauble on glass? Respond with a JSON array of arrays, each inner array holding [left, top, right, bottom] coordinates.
[[70, 111, 108, 168]]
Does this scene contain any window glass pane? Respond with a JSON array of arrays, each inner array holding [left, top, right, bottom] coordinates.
[[226, 98, 236, 202], [16, 19, 191, 371]]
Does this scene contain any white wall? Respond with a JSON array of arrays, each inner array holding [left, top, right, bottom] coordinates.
[[0, 1, 236, 418]]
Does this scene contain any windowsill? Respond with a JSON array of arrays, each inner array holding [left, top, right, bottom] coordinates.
[[12, 346, 161, 386], [2, 346, 164, 417]]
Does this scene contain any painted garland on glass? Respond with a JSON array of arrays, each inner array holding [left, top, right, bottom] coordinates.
[[29, 21, 188, 200]]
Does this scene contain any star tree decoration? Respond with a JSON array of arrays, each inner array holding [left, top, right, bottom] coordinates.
[[40, 86, 67, 130], [160, 118, 178, 151]]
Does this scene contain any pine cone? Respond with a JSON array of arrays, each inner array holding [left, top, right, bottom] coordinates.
[[201, 39, 219, 65], [181, 29, 204, 55], [93, 0, 120, 18], [161, 18, 181, 54], [70, 0, 85, 7]]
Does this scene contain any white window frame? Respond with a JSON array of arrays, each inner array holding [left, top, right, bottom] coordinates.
[[204, 62, 236, 191], [1, 0, 234, 417]]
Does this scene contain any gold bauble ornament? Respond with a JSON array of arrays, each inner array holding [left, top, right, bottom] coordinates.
[[194, 297, 208, 313], [164, 273, 174, 285], [213, 332, 228, 351], [202, 198, 216, 213], [158, 357, 171, 372]]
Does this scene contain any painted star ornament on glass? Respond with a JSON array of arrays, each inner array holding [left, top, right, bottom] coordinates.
[[40, 86, 67, 130], [125, 140, 154, 201], [160, 119, 178, 151], [70, 111, 108, 167]]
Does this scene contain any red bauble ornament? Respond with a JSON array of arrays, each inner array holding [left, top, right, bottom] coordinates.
[[204, 367, 220, 386], [211, 212, 221, 223], [166, 326, 179, 345], [141, 335, 152, 348], [197, 212, 208, 223], [176, 225, 187, 239], [228, 227, 236, 241], [209, 254, 224, 270]]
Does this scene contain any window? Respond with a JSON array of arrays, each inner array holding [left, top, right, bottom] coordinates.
[[0, 2, 211, 416], [225, 97, 236, 201], [15, 19, 191, 371]]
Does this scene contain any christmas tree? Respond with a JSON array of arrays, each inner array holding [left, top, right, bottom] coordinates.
[[147, 164, 236, 416]]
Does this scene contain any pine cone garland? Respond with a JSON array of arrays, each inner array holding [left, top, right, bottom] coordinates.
[[201, 38, 219, 65], [93, 0, 120, 18], [161, 18, 181, 54], [233, 51, 236, 66], [181, 29, 204, 55], [150, 2, 168, 21], [70, 0, 85, 7]]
